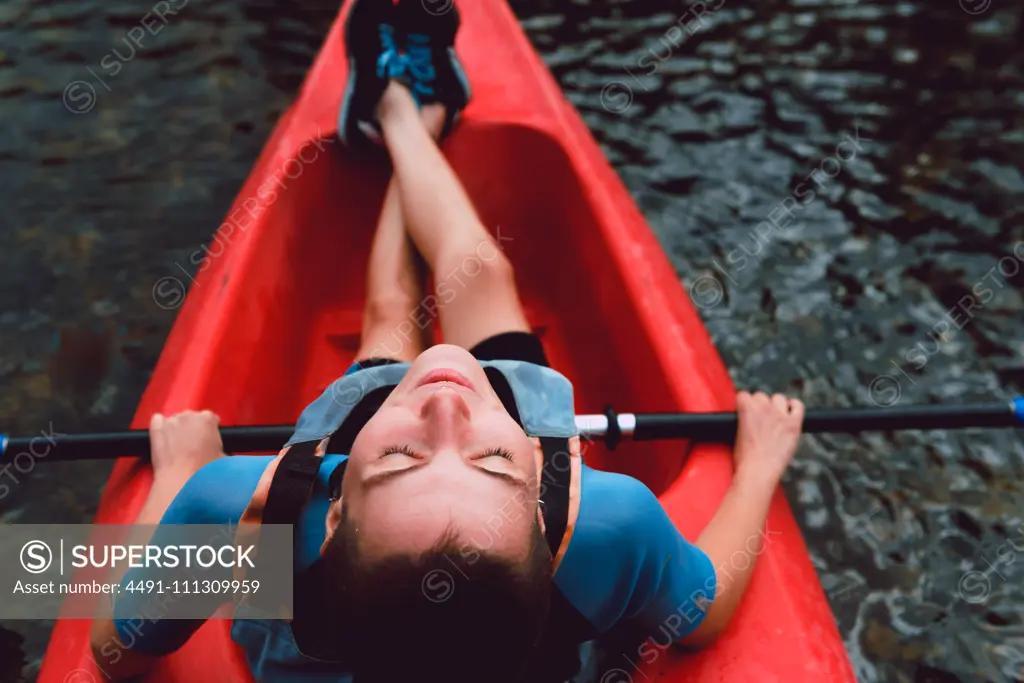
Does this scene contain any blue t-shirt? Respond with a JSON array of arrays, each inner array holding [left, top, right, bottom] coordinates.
[[114, 379, 716, 676]]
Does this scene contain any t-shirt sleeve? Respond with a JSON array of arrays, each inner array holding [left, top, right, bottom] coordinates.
[[111, 456, 266, 656], [619, 480, 717, 639], [556, 469, 716, 640]]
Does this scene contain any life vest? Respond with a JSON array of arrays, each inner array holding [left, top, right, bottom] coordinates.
[[234, 360, 597, 681]]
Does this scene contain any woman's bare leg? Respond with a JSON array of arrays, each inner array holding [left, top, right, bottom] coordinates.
[[377, 81, 530, 349], [355, 104, 452, 362], [355, 177, 426, 363]]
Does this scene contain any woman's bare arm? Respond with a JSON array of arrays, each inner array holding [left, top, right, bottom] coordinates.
[[90, 412, 227, 679], [680, 392, 805, 647]]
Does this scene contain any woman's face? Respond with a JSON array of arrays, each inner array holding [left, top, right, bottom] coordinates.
[[332, 345, 543, 561]]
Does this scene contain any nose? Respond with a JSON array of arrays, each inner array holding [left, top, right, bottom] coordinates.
[[419, 387, 473, 446]]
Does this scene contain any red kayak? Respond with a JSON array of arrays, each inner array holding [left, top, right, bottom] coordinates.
[[38, 1, 855, 681]]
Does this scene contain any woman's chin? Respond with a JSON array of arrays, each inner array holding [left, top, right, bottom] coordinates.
[[407, 345, 484, 382]]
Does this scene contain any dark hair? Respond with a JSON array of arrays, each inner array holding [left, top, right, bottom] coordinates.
[[320, 507, 553, 683]]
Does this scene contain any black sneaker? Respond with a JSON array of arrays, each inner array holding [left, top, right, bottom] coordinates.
[[338, 0, 403, 147], [395, 0, 471, 138]]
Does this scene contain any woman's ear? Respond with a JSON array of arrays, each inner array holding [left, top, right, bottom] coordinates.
[[321, 497, 344, 556]]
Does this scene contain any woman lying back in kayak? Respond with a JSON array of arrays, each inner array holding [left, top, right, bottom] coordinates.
[[90, 1, 806, 682]]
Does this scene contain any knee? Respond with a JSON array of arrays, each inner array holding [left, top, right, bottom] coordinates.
[[363, 293, 416, 328], [438, 245, 515, 290], [475, 249, 515, 287]]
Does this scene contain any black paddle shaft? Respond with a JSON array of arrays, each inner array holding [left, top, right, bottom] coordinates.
[[632, 401, 1019, 443], [1, 401, 1020, 464], [0, 426, 295, 464]]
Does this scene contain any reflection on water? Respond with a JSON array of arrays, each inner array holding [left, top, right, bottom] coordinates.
[[2, 0, 1023, 680]]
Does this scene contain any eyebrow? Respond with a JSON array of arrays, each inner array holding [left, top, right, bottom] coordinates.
[[364, 462, 528, 490]]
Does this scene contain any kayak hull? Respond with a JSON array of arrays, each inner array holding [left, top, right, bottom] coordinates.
[[38, 2, 854, 682]]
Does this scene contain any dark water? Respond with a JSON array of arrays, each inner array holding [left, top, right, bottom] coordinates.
[[2, 0, 1023, 680]]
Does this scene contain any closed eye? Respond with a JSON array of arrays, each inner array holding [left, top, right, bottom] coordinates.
[[380, 445, 418, 458], [479, 447, 515, 461], [380, 445, 515, 461]]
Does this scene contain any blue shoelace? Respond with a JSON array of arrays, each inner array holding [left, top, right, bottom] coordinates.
[[375, 24, 401, 80], [402, 33, 437, 102]]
